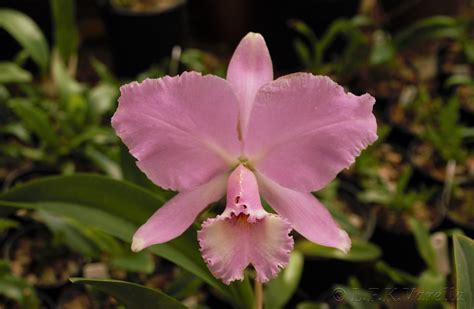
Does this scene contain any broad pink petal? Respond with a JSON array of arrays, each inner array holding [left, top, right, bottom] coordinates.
[[198, 214, 293, 284], [221, 164, 266, 221], [226, 32, 273, 138], [245, 73, 377, 192], [131, 173, 228, 252], [112, 72, 240, 191], [257, 172, 351, 253]]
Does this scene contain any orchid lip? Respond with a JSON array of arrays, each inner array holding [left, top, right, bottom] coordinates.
[[198, 165, 293, 284]]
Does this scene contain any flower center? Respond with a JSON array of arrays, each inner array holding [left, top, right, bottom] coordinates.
[[237, 155, 254, 170]]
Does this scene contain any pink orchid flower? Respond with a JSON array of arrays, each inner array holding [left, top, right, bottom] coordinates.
[[112, 32, 377, 284]]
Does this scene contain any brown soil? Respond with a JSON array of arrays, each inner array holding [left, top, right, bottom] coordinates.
[[344, 143, 406, 184], [388, 99, 442, 136], [376, 200, 443, 234], [447, 186, 474, 229], [111, 0, 180, 12], [8, 227, 81, 288], [389, 104, 424, 135], [332, 196, 369, 239], [353, 62, 415, 100], [458, 84, 474, 114], [375, 144, 406, 184], [411, 142, 474, 183]]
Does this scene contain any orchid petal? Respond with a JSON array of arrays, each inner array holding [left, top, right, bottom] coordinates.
[[112, 72, 240, 191], [131, 173, 228, 252], [257, 172, 351, 253], [227, 32, 273, 138], [198, 214, 293, 284], [245, 73, 377, 192]]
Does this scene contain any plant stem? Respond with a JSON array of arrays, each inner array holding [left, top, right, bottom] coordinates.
[[254, 280, 263, 309]]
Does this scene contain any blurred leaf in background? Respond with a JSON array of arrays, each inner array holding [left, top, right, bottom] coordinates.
[[50, 0, 79, 65], [296, 239, 381, 262], [0, 9, 49, 72], [453, 235, 474, 309], [0, 260, 40, 308], [264, 251, 304, 309], [0, 62, 32, 84]]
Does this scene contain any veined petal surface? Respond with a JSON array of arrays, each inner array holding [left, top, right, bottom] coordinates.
[[198, 214, 293, 284], [245, 73, 377, 192], [112, 72, 241, 191]]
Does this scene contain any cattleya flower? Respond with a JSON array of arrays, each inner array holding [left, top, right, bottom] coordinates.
[[112, 33, 377, 284]]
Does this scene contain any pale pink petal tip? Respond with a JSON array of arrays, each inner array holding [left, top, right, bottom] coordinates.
[[338, 230, 351, 254], [198, 214, 294, 284], [131, 236, 146, 252]]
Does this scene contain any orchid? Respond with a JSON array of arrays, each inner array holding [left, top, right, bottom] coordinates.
[[112, 32, 377, 284]]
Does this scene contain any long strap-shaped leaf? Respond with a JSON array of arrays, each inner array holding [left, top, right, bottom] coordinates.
[[0, 174, 253, 308], [70, 278, 185, 309], [453, 235, 474, 309]]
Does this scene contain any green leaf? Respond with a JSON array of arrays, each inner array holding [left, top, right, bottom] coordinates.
[[51, 53, 83, 100], [296, 239, 381, 262], [0, 9, 49, 72], [70, 278, 185, 309], [90, 57, 116, 82], [444, 74, 473, 87], [289, 19, 317, 46], [166, 270, 203, 300], [409, 217, 437, 272], [0, 62, 32, 84], [264, 251, 304, 309], [394, 16, 465, 49], [293, 39, 312, 68], [7, 98, 58, 147], [375, 261, 419, 285], [0, 261, 40, 308], [0, 218, 18, 232], [39, 209, 101, 258], [88, 83, 119, 118], [0, 174, 249, 307], [417, 270, 446, 305], [0, 123, 31, 143], [296, 302, 329, 309], [110, 251, 155, 274], [370, 31, 396, 65], [84, 146, 122, 179], [50, 0, 79, 62], [453, 235, 474, 309]]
